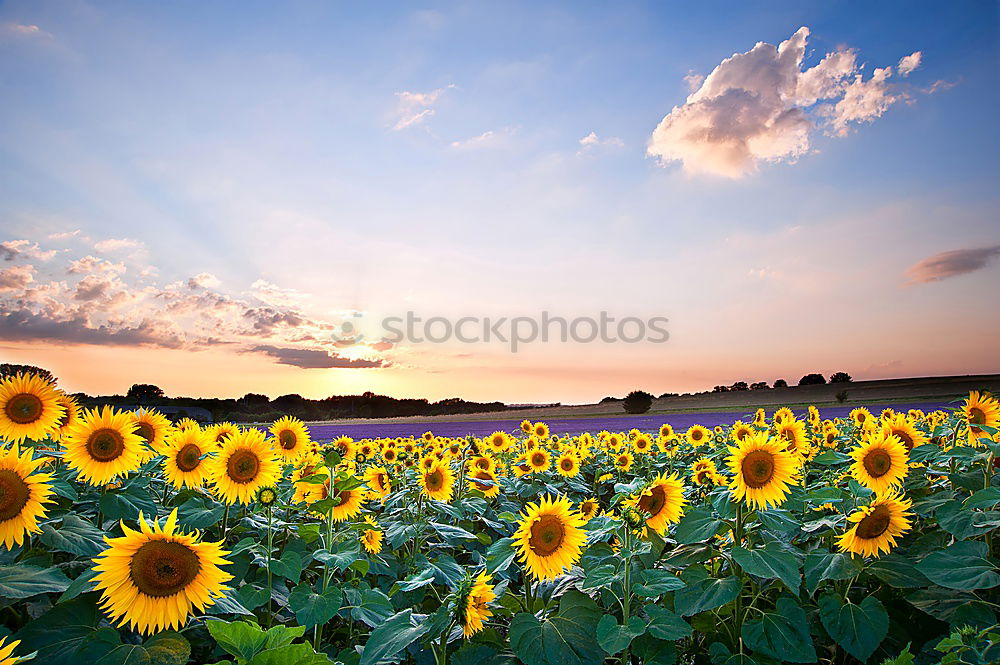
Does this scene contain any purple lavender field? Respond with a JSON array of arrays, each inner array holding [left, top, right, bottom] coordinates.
[[303, 401, 952, 440]]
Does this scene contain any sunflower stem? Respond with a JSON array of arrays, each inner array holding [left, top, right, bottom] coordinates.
[[734, 502, 745, 656], [265, 502, 273, 628], [221, 503, 230, 542]]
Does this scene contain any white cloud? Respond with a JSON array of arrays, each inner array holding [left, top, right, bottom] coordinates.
[[898, 51, 922, 77], [94, 237, 144, 252], [450, 126, 517, 150], [187, 272, 221, 289], [1, 240, 57, 261], [684, 71, 705, 92], [48, 229, 81, 240], [648, 27, 921, 177], [391, 84, 455, 131], [577, 131, 625, 156], [0, 265, 34, 291], [0, 22, 52, 40]]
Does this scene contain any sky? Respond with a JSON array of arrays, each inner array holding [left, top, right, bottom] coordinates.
[[0, 1, 998, 404]]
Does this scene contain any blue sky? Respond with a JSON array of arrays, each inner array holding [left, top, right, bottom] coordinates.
[[0, 1, 997, 402]]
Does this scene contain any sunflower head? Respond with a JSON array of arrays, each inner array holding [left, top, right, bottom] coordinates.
[[64, 406, 144, 486], [628, 472, 686, 535], [849, 430, 909, 495], [92, 509, 233, 634], [361, 516, 383, 554], [513, 495, 587, 582], [270, 416, 310, 461], [461, 571, 496, 638], [132, 409, 174, 456], [162, 427, 213, 489], [209, 429, 281, 505], [837, 491, 913, 558], [0, 373, 65, 444], [726, 431, 799, 511], [0, 443, 55, 549], [420, 460, 455, 502]]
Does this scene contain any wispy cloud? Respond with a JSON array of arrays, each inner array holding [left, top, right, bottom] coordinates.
[[94, 237, 144, 252], [450, 126, 517, 150], [252, 345, 383, 369], [897, 51, 922, 77], [648, 27, 929, 177], [577, 131, 624, 155], [1, 240, 57, 261], [391, 84, 456, 131], [905, 245, 1000, 284], [0, 22, 53, 41]]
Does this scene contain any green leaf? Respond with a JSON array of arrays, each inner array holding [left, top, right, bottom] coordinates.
[[741, 597, 816, 663], [645, 605, 693, 641], [908, 444, 942, 464], [397, 568, 436, 592], [733, 544, 800, 593], [77, 628, 193, 665], [58, 568, 99, 602], [596, 614, 646, 655], [39, 514, 107, 557], [14, 596, 101, 665], [144, 632, 192, 665], [268, 551, 304, 584], [964, 487, 1000, 509], [579, 563, 622, 592], [358, 609, 430, 665], [819, 592, 888, 661], [207, 620, 269, 661], [866, 554, 929, 588], [485, 537, 516, 575], [314, 538, 360, 572], [508, 590, 604, 665], [0, 564, 71, 598], [235, 584, 269, 611], [251, 642, 331, 665], [674, 576, 740, 617], [674, 507, 724, 544], [631, 634, 677, 665], [804, 552, 861, 593], [428, 521, 477, 542], [99, 482, 158, 522], [935, 500, 997, 540], [916, 540, 1000, 590], [176, 495, 226, 530], [633, 568, 686, 597], [289, 583, 342, 629], [811, 450, 850, 465], [348, 588, 394, 627]]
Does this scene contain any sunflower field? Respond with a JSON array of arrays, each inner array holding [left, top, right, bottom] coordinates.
[[0, 373, 998, 665]]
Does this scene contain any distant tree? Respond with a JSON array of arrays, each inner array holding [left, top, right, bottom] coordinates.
[[798, 373, 827, 386], [773, 379, 788, 388], [836, 390, 850, 403], [126, 383, 164, 404], [830, 372, 853, 384], [712, 385, 730, 393], [0, 363, 56, 384], [600, 396, 622, 403], [658, 392, 679, 399], [750, 381, 769, 390], [623, 390, 654, 414], [730, 381, 749, 391], [240, 393, 270, 405]]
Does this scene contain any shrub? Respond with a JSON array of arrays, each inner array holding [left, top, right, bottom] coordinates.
[[622, 390, 654, 413], [830, 371, 853, 383], [798, 373, 827, 386], [773, 378, 788, 388]]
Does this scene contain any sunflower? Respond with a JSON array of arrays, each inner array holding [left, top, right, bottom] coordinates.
[[132, 409, 174, 456], [269, 416, 310, 462], [658, 423, 674, 439], [527, 448, 551, 473], [849, 431, 909, 495], [533, 422, 550, 439], [422, 431, 434, 443], [555, 452, 580, 477], [0, 443, 55, 549], [0, 637, 21, 665], [511, 460, 532, 478], [92, 509, 232, 634], [461, 572, 496, 638], [205, 422, 240, 448], [685, 425, 710, 447], [48, 391, 81, 442], [420, 460, 455, 502], [470, 455, 497, 474], [292, 464, 329, 504], [775, 419, 808, 457], [363, 465, 391, 499], [773, 407, 794, 426], [328, 478, 366, 521], [881, 415, 926, 452], [633, 433, 654, 454], [629, 473, 686, 535], [963, 390, 1000, 446], [382, 445, 399, 465], [468, 469, 501, 498], [485, 431, 512, 454], [209, 429, 281, 505], [513, 495, 587, 582], [162, 428, 213, 489], [0, 373, 64, 444], [63, 406, 144, 486], [822, 425, 840, 448], [726, 431, 799, 511], [731, 422, 754, 443], [753, 408, 767, 426], [174, 417, 200, 432], [361, 516, 383, 554], [331, 436, 356, 460], [578, 497, 600, 521], [614, 451, 633, 472], [837, 491, 914, 558], [850, 407, 872, 428]]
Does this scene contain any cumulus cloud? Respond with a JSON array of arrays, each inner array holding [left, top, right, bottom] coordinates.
[[252, 345, 383, 369], [1, 240, 57, 262], [0, 236, 389, 370], [648, 27, 923, 177], [0, 265, 34, 291], [94, 237, 144, 252], [904, 245, 1000, 284], [898, 51, 921, 77], [578, 132, 625, 154], [391, 84, 455, 130]]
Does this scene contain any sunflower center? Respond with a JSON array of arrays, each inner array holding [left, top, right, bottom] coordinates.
[[529, 514, 566, 556], [5, 393, 43, 425], [476, 458, 491, 470], [638, 485, 666, 517], [425, 469, 444, 491], [176, 444, 202, 472], [531, 453, 546, 467], [55, 406, 72, 429], [742, 450, 775, 489], [227, 449, 260, 484], [277, 430, 297, 450], [560, 458, 574, 471], [893, 430, 914, 451], [130, 540, 201, 597], [855, 504, 892, 539], [135, 422, 155, 444], [87, 428, 126, 462], [782, 430, 797, 449], [969, 407, 985, 429], [0, 470, 31, 521], [581, 501, 596, 517], [863, 449, 892, 478], [472, 472, 493, 490], [692, 431, 703, 441]]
